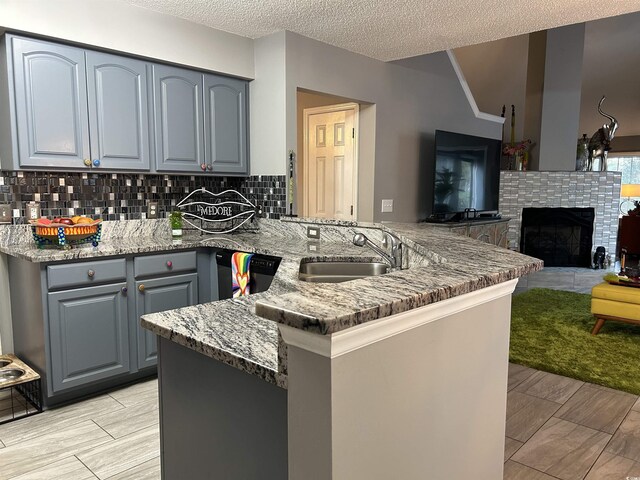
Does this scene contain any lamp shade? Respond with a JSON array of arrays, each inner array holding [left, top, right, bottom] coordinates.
[[621, 184, 640, 198]]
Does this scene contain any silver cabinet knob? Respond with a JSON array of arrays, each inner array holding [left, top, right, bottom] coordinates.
[[121, 286, 128, 295], [206, 164, 213, 171], [87, 269, 95, 278]]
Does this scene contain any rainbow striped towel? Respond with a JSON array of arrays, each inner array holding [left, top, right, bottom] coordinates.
[[232, 252, 254, 298]]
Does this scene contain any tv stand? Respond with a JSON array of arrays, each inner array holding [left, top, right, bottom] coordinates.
[[424, 212, 502, 224], [422, 217, 510, 248]]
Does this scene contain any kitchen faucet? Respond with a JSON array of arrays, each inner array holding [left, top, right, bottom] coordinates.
[[352, 232, 402, 268]]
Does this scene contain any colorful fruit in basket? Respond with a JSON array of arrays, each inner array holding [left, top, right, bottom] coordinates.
[[37, 217, 52, 225], [58, 218, 74, 225], [76, 217, 94, 224]]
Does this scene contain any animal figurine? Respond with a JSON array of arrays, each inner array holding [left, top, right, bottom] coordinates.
[[587, 96, 619, 171], [593, 246, 606, 270]]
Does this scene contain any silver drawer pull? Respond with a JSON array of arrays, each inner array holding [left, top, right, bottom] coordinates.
[[87, 269, 95, 278]]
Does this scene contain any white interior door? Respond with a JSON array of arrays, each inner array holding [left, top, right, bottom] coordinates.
[[304, 104, 358, 220]]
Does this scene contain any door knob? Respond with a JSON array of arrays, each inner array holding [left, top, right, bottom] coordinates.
[[166, 261, 173, 268], [206, 164, 213, 171], [93, 159, 101, 167], [200, 163, 207, 171], [138, 284, 145, 293], [84, 158, 91, 167], [87, 269, 95, 278], [121, 286, 128, 295]]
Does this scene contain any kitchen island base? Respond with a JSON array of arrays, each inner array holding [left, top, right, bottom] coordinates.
[[157, 339, 288, 480], [282, 280, 516, 479], [158, 279, 516, 479]]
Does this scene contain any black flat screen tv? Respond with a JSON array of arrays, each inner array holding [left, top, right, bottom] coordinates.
[[432, 129, 501, 216]]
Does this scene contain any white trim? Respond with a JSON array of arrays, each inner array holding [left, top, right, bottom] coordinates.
[[445, 50, 505, 125], [302, 102, 360, 220], [279, 279, 517, 358]]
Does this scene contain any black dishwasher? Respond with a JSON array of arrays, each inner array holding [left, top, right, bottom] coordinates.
[[215, 250, 281, 299]]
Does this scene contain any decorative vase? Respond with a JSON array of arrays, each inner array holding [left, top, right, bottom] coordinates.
[[576, 134, 589, 171]]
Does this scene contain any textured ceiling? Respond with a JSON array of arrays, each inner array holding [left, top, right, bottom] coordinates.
[[123, 0, 640, 61]]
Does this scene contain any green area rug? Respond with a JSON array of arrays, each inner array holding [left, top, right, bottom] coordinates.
[[510, 288, 640, 395]]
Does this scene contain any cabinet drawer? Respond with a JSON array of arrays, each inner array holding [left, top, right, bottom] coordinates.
[[48, 258, 126, 290], [135, 251, 197, 278]]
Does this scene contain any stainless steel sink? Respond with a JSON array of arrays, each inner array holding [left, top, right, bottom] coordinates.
[[299, 261, 389, 283]]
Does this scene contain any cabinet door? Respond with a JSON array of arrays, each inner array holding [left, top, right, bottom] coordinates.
[[152, 64, 204, 173], [9, 35, 90, 169], [136, 273, 198, 369], [48, 283, 130, 393], [204, 74, 249, 174], [86, 51, 150, 170]]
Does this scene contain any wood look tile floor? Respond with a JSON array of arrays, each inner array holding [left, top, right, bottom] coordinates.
[[1, 364, 640, 479]]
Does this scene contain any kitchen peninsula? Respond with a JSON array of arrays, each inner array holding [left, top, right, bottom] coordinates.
[[143, 218, 540, 480], [0, 217, 541, 479]]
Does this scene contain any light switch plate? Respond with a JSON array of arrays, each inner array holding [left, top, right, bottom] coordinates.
[[381, 199, 394, 213], [148, 201, 159, 219], [0, 204, 11, 223]]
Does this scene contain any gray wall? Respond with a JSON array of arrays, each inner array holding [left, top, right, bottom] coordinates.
[[580, 12, 640, 140], [538, 23, 586, 171], [250, 32, 287, 176], [284, 32, 502, 222], [454, 35, 530, 143], [0, 0, 254, 79]]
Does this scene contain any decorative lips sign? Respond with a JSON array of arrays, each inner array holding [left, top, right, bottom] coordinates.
[[176, 188, 262, 234]]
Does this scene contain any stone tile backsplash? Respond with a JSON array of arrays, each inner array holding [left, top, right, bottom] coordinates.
[[499, 171, 622, 256], [0, 171, 287, 223]]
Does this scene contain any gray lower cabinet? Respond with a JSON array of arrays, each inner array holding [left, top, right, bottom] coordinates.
[[152, 64, 205, 173], [135, 273, 198, 369], [86, 51, 151, 170], [204, 74, 249, 174], [47, 282, 130, 393], [9, 251, 204, 407], [7, 35, 90, 169]]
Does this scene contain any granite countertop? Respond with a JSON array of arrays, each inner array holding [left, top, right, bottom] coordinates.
[[0, 218, 542, 389]]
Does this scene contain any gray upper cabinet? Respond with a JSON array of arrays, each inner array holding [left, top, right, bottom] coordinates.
[[9, 35, 90, 169], [153, 64, 205, 173], [86, 51, 150, 171], [48, 282, 130, 393], [204, 74, 249, 175], [2, 34, 249, 174]]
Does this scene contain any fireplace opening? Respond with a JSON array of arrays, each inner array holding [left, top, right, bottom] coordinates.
[[520, 207, 595, 267]]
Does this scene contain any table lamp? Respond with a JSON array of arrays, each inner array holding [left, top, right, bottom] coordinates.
[[620, 184, 640, 214]]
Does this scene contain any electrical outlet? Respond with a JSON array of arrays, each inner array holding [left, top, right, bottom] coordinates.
[[0, 204, 10, 223], [381, 199, 394, 213], [306, 226, 321, 239], [27, 202, 41, 221], [148, 201, 159, 219]]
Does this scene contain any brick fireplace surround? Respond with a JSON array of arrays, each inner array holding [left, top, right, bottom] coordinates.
[[499, 171, 622, 258]]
